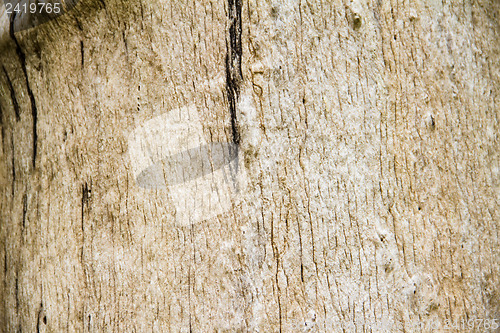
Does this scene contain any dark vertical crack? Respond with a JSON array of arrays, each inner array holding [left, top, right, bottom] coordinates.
[[15, 271, 21, 332], [3, 245, 7, 274], [81, 181, 92, 225], [139, 0, 144, 24], [75, 17, 83, 31], [2, 66, 21, 121], [36, 303, 43, 333], [297, 218, 304, 282], [80, 41, 85, 69], [22, 193, 27, 231], [9, 12, 38, 168], [122, 31, 129, 63], [81, 181, 91, 262], [11, 134, 16, 197], [35, 302, 47, 333], [15, 271, 19, 312], [82, 182, 91, 205], [225, 0, 242, 145]]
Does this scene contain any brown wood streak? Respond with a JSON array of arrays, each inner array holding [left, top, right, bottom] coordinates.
[[225, 0, 242, 145], [1, 65, 20, 121], [9, 12, 38, 168]]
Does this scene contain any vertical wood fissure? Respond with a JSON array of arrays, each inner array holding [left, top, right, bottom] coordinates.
[[225, 0, 242, 145], [9, 12, 38, 168]]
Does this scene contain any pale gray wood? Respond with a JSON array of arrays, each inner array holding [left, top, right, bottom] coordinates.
[[0, 0, 499, 331]]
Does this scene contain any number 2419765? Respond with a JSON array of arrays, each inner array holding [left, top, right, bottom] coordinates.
[[5, 2, 61, 14]]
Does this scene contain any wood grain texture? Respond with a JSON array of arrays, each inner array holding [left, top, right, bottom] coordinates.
[[0, 0, 499, 331]]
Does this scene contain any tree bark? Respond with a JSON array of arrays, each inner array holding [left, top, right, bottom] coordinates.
[[0, 0, 499, 331]]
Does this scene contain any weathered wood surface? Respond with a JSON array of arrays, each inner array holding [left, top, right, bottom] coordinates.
[[0, 0, 499, 331]]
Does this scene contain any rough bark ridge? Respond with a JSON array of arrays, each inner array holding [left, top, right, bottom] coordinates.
[[0, 0, 499, 331]]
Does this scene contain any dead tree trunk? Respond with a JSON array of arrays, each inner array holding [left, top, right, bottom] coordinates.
[[0, 0, 499, 331]]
